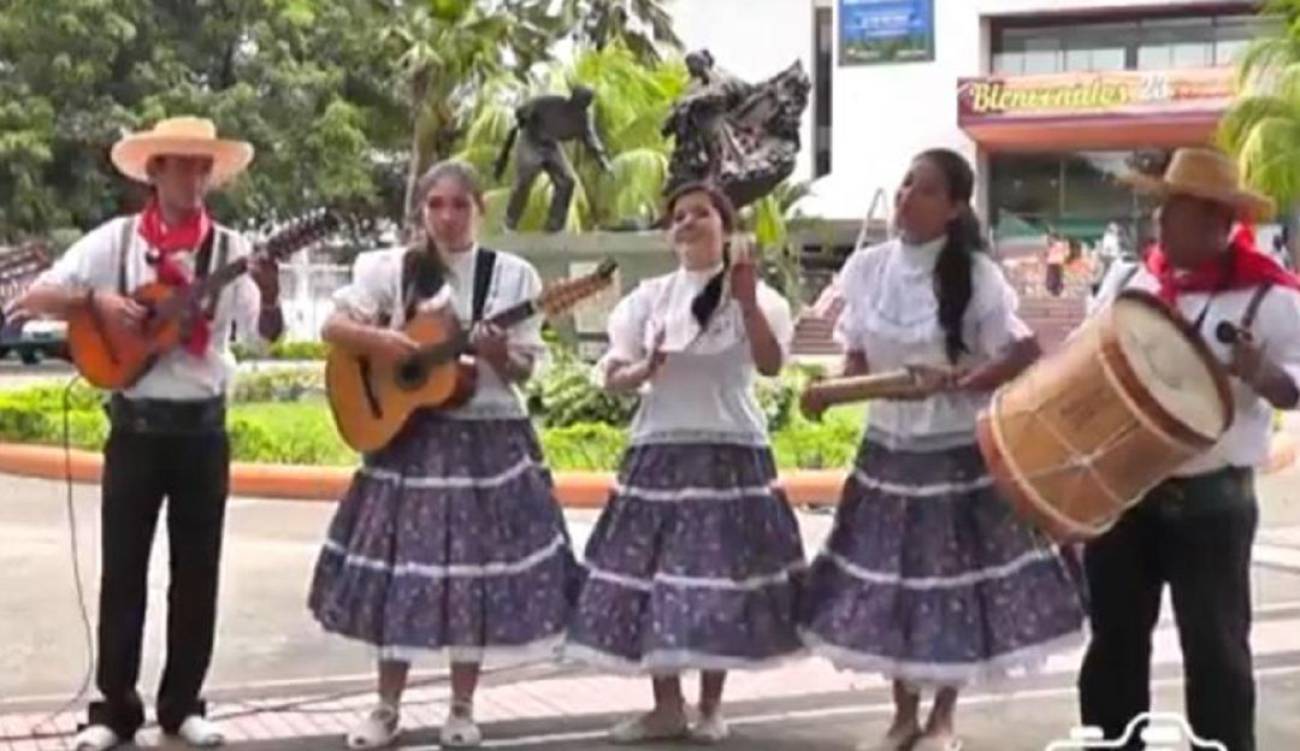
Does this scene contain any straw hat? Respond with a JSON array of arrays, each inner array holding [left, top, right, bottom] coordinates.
[[110, 116, 254, 187], [1123, 147, 1274, 222]]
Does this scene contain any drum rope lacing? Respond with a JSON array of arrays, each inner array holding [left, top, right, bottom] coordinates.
[[1004, 398, 1135, 510]]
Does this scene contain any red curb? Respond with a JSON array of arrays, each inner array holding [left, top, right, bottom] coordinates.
[[0, 435, 1291, 506]]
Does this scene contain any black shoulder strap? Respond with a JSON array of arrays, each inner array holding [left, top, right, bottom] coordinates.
[[193, 227, 216, 281], [1242, 283, 1274, 333], [472, 248, 497, 324], [1118, 262, 1141, 291], [116, 216, 134, 295], [201, 229, 229, 320]]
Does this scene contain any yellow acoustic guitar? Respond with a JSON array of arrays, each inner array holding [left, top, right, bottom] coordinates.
[[326, 259, 617, 452]]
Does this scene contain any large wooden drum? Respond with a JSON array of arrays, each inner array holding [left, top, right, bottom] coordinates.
[[976, 290, 1233, 542]]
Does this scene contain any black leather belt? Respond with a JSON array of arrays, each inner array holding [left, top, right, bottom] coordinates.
[[107, 395, 226, 435]]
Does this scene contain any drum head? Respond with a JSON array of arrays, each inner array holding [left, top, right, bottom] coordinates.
[[1111, 292, 1230, 441]]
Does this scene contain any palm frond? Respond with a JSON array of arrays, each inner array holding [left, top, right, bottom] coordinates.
[[1217, 94, 1300, 152], [603, 148, 669, 226], [1237, 115, 1300, 205]]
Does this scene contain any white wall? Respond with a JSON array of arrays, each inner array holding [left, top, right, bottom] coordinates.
[[667, 0, 816, 181]]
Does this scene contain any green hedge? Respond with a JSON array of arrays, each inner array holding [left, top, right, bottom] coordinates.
[[232, 340, 329, 361], [0, 377, 864, 471]]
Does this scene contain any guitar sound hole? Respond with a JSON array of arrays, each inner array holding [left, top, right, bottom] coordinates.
[[395, 358, 426, 390]]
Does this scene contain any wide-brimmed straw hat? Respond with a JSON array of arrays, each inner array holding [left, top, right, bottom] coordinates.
[[1123, 147, 1274, 222], [109, 116, 254, 186]]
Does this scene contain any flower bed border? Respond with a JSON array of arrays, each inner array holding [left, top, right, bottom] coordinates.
[[0, 434, 1293, 507]]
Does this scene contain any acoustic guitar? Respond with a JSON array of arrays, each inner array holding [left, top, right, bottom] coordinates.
[[67, 210, 341, 389], [326, 259, 618, 453]]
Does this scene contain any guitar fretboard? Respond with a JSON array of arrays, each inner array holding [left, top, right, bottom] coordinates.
[[486, 300, 538, 329]]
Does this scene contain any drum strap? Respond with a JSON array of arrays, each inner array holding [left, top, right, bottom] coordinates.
[[1240, 283, 1274, 334]]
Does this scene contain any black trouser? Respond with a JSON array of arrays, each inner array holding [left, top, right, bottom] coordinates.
[[1078, 466, 1258, 751], [87, 398, 230, 738]]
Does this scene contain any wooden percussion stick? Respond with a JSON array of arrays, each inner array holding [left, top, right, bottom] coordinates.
[[799, 370, 919, 419]]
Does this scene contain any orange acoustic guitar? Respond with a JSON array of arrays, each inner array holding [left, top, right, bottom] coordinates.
[[326, 259, 618, 453], [67, 210, 341, 390]]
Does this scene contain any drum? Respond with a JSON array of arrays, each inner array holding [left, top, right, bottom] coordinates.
[[976, 289, 1233, 542]]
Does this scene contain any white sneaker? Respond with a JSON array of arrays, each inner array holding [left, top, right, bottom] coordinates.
[[439, 711, 482, 748], [347, 704, 400, 749], [608, 711, 690, 744], [73, 724, 122, 751], [169, 716, 224, 747], [689, 712, 730, 744]]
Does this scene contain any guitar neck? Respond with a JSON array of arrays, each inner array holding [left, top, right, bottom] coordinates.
[[486, 300, 537, 329]]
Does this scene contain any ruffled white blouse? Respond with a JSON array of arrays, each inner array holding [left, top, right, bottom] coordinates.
[[835, 237, 1032, 446], [599, 267, 795, 446]]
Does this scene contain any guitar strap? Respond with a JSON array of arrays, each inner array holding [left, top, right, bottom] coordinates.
[[116, 214, 220, 306], [398, 246, 496, 324], [116, 217, 134, 296], [472, 248, 497, 324], [199, 229, 228, 322]]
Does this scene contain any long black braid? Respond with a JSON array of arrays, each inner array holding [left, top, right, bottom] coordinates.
[[917, 148, 986, 364]]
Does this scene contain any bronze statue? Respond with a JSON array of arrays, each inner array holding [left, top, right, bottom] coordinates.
[[494, 86, 611, 233], [663, 50, 811, 210]]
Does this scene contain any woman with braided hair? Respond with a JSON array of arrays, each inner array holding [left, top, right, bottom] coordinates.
[[799, 149, 1085, 751]]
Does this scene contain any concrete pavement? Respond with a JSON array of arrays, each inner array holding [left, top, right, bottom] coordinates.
[[3, 423, 1300, 749]]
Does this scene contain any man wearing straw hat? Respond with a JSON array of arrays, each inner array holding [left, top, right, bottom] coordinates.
[[16, 116, 283, 750], [1077, 147, 1300, 750]]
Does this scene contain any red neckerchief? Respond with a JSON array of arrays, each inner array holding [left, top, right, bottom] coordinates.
[[136, 197, 213, 355], [1144, 224, 1300, 306]]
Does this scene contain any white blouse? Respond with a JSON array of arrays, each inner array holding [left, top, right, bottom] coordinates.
[[332, 245, 546, 420], [835, 237, 1032, 447], [36, 215, 266, 401], [1099, 267, 1300, 476], [599, 268, 795, 446]]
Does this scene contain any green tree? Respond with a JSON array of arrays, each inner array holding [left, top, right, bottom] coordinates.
[[0, 0, 402, 242], [1219, 0, 1300, 210]]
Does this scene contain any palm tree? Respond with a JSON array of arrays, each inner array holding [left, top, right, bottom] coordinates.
[[1218, 0, 1300, 225]]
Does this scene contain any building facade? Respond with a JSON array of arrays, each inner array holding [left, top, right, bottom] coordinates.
[[669, 0, 1269, 255]]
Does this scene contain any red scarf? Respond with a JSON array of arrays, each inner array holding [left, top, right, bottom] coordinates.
[[1144, 224, 1300, 306], [136, 198, 213, 355]]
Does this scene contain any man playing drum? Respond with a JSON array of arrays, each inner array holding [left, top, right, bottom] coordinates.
[[1078, 147, 1300, 751]]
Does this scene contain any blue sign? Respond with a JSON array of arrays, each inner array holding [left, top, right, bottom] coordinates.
[[839, 0, 935, 66]]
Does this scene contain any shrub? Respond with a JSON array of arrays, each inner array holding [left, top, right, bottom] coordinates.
[[526, 347, 638, 428], [231, 368, 324, 403], [539, 422, 628, 470], [232, 340, 329, 361]]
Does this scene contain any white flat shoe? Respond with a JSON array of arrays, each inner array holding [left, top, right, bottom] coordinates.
[[347, 704, 400, 749], [439, 711, 482, 748], [172, 716, 225, 747], [689, 712, 730, 744], [608, 711, 690, 744], [73, 724, 122, 751], [857, 726, 921, 751], [912, 734, 962, 751]]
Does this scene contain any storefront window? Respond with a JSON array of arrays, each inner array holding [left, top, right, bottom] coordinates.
[[990, 151, 1165, 248], [1214, 15, 1258, 66], [994, 13, 1250, 75], [1137, 17, 1213, 70], [1063, 23, 1135, 72]]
